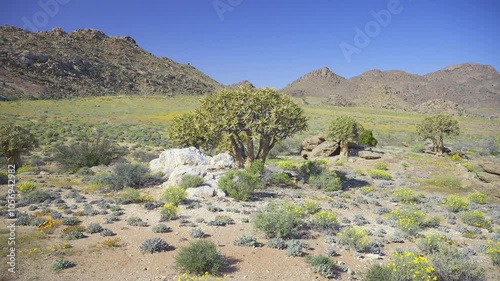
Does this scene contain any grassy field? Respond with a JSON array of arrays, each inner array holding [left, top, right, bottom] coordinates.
[[1, 95, 499, 154]]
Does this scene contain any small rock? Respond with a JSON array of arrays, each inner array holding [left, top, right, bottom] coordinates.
[[358, 150, 383, 159]]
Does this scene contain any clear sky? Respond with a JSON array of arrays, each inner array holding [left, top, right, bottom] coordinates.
[[1, 0, 499, 88]]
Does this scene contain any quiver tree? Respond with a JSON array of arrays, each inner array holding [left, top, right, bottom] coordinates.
[[326, 115, 359, 157], [168, 86, 308, 168], [416, 114, 460, 155], [0, 124, 38, 169]]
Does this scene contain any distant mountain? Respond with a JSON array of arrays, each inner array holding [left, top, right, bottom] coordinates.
[[0, 25, 222, 99], [227, 80, 255, 89], [282, 63, 500, 115]]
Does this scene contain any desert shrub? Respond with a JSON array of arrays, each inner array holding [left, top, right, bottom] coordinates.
[[161, 186, 187, 206], [364, 263, 393, 281], [309, 170, 342, 192], [336, 226, 371, 252], [127, 216, 147, 226], [429, 241, 486, 280], [467, 192, 487, 204], [358, 129, 378, 147], [104, 163, 161, 190], [152, 224, 170, 233], [443, 195, 468, 212], [86, 223, 103, 234], [460, 210, 491, 229], [416, 232, 450, 254], [311, 210, 338, 234], [387, 251, 436, 281], [120, 187, 142, 203], [52, 258, 75, 271], [392, 187, 417, 203], [53, 129, 123, 171], [175, 240, 224, 275], [253, 202, 303, 239], [374, 162, 388, 170], [18, 181, 37, 194], [303, 200, 321, 214], [77, 167, 94, 176], [269, 172, 293, 186], [427, 174, 462, 189], [286, 239, 306, 257], [389, 205, 428, 235], [360, 186, 374, 195], [461, 162, 474, 172], [276, 160, 297, 170], [246, 159, 264, 175], [218, 170, 262, 201], [299, 160, 325, 181], [100, 229, 115, 237], [0, 171, 8, 184], [65, 230, 84, 240], [367, 169, 392, 180], [140, 237, 170, 254], [132, 150, 157, 162], [21, 189, 53, 204], [234, 234, 258, 247], [208, 215, 234, 226], [305, 255, 338, 279], [267, 238, 286, 249], [486, 240, 500, 266], [178, 174, 204, 189], [190, 227, 205, 238], [159, 203, 179, 221]]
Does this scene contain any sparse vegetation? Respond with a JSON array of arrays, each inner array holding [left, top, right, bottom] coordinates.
[[139, 237, 170, 254], [460, 210, 491, 229], [179, 174, 204, 189], [218, 170, 262, 201], [253, 202, 303, 239], [367, 169, 392, 180], [326, 115, 359, 157], [443, 194, 468, 212], [162, 186, 187, 205], [175, 240, 224, 275], [417, 114, 460, 155], [0, 124, 38, 168]]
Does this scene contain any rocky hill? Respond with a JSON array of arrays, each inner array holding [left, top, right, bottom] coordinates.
[[283, 63, 500, 115], [0, 25, 222, 99]]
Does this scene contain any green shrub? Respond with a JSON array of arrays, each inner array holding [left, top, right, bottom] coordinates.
[[53, 129, 123, 170], [104, 163, 161, 190], [358, 129, 378, 147], [299, 160, 325, 181], [253, 202, 303, 239], [427, 174, 462, 189], [21, 189, 53, 204], [367, 169, 392, 180], [311, 210, 338, 233], [77, 167, 94, 176], [429, 241, 486, 280], [178, 174, 204, 189], [52, 258, 75, 271], [374, 162, 388, 170], [127, 216, 147, 227], [286, 239, 305, 257], [336, 226, 371, 252], [486, 240, 500, 267], [461, 162, 474, 172], [309, 170, 342, 192], [364, 263, 393, 281], [86, 223, 103, 234], [218, 170, 262, 201], [360, 186, 374, 195], [246, 159, 264, 175], [460, 210, 491, 229], [0, 171, 8, 184], [467, 192, 487, 204], [140, 237, 170, 254], [234, 234, 258, 247], [159, 203, 178, 221], [387, 251, 436, 281], [18, 181, 37, 194], [162, 186, 187, 206], [276, 160, 297, 170], [305, 255, 338, 279], [302, 200, 321, 214], [269, 172, 293, 186], [389, 205, 428, 235], [190, 227, 205, 239], [120, 187, 141, 203], [416, 232, 450, 254], [175, 240, 224, 275], [443, 195, 468, 212], [152, 224, 170, 233], [392, 187, 417, 203]]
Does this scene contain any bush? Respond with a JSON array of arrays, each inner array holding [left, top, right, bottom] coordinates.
[[389, 205, 428, 235], [336, 226, 371, 252], [309, 170, 342, 192], [427, 174, 462, 189], [286, 239, 305, 257], [417, 232, 450, 254], [246, 159, 264, 175], [104, 163, 161, 190], [467, 192, 487, 204], [253, 202, 303, 239], [392, 187, 417, 203], [387, 251, 436, 281], [218, 170, 262, 201], [140, 237, 170, 254], [303, 200, 321, 214], [443, 195, 468, 212], [86, 222, 103, 234], [120, 187, 143, 203], [364, 263, 393, 281], [269, 172, 293, 186], [162, 186, 187, 206], [100, 229, 115, 237], [52, 258, 75, 271], [299, 160, 324, 181], [311, 210, 338, 234], [175, 240, 224, 275], [486, 240, 500, 266], [152, 224, 170, 233], [127, 216, 147, 227], [190, 227, 205, 239], [367, 169, 392, 180], [460, 210, 491, 229], [461, 162, 474, 172], [159, 203, 178, 221], [305, 255, 338, 279], [21, 189, 53, 204], [276, 160, 297, 170], [178, 174, 204, 189], [53, 129, 123, 171], [358, 129, 378, 147], [18, 181, 37, 194], [77, 167, 94, 176], [267, 238, 286, 249], [234, 234, 258, 247], [429, 241, 486, 280], [374, 162, 388, 170]]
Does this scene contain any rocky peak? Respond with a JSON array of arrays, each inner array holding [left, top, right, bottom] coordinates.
[[70, 28, 107, 41], [227, 80, 255, 89], [298, 67, 345, 82]]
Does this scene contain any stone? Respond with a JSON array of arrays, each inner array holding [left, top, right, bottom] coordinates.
[[477, 172, 499, 183], [150, 147, 209, 175], [309, 141, 340, 158], [209, 152, 236, 170], [161, 165, 207, 188], [478, 161, 500, 176], [185, 186, 215, 199], [302, 136, 326, 151], [358, 150, 383, 159]]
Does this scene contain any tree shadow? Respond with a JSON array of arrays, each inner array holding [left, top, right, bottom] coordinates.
[[336, 170, 370, 190], [220, 256, 241, 275]]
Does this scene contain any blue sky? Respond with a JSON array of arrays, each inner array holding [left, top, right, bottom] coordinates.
[[1, 0, 499, 88]]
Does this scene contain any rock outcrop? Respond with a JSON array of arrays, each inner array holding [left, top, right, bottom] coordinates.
[[301, 136, 340, 159]]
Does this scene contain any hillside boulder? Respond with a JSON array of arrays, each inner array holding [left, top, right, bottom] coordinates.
[[358, 150, 383, 159], [309, 141, 340, 158], [302, 136, 326, 151], [478, 161, 500, 176]]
